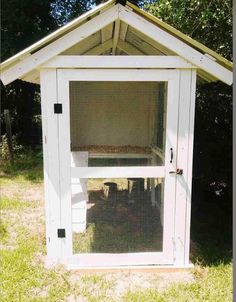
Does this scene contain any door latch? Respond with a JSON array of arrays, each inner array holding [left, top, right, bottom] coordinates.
[[169, 168, 183, 175]]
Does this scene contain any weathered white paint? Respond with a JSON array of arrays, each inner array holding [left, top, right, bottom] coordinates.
[[40, 69, 62, 264], [42, 55, 194, 69], [1, 5, 119, 85], [56, 68, 180, 265], [84, 39, 113, 55], [112, 19, 120, 55], [117, 39, 145, 55], [71, 152, 88, 233], [57, 72, 73, 263], [185, 70, 197, 265], [118, 4, 233, 85], [71, 166, 165, 179]]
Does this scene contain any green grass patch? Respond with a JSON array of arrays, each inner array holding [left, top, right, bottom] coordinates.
[[124, 263, 232, 302], [0, 197, 34, 211], [0, 236, 73, 302], [0, 149, 43, 184]]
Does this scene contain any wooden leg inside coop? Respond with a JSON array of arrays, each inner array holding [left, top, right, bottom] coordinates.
[[151, 178, 156, 207], [103, 182, 118, 203]]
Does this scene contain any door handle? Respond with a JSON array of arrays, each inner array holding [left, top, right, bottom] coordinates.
[[169, 169, 183, 175], [170, 148, 173, 163]]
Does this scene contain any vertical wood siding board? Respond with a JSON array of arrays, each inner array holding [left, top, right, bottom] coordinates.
[[174, 70, 192, 265], [40, 71, 50, 258], [172, 71, 181, 263], [57, 70, 73, 262], [40, 69, 62, 262], [162, 71, 180, 262], [184, 70, 197, 265]]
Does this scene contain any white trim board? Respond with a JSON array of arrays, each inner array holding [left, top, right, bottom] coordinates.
[[0, 5, 119, 85], [42, 55, 194, 69], [118, 5, 232, 85], [1, 3, 232, 85], [71, 166, 165, 179]]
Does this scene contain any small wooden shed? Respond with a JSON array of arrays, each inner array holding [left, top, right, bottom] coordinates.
[[1, 0, 233, 270]]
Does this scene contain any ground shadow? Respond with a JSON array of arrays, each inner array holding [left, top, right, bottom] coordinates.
[[73, 188, 163, 253]]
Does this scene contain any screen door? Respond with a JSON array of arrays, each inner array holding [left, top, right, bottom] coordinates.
[[57, 69, 180, 266]]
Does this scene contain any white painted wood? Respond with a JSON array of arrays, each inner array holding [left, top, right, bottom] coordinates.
[[71, 152, 88, 233], [62, 32, 101, 56], [173, 70, 191, 265], [68, 252, 170, 267], [116, 21, 128, 55], [173, 70, 196, 266], [101, 23, 113, 55], [1, 5, 118, 85], [84, 39, 113, 55], [184, 70, 197, 265], [71, 166, 165, 179], [117, 39, 145, 55], [112, 19, 120, 55], [58, 68, 180, 265], [42, 55, 194, 69], [57, 73, 73, 262], [118, 5, 233, 85], [40, 69, 61, 263], [57, 68, 186, 82], [0, 0, 115, 70], [88, 153, 152, 159], [161, 71, 180, 262]]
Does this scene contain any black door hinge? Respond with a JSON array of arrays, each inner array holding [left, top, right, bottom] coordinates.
[[57, 229, 66, 238], [54, 103, 62, 114]]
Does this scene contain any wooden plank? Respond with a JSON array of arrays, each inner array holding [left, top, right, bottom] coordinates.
[[68, 252, 171, 266], [42, 55, 194, 69], [126, 29, 164, 55], [119, 5, 233, 85], [184, 70, 196, 265], [129, 27, 175, 56], [40, 69, 61, 263], [71, 166, 165, 179], [84, 39, 113, 55], [1, 5, 118, 85], [1, 0, 116, 70], [116, 21, 128, 55], [173, 70, 192, 266], [62, 32, 101, 55], [117, 39, 145, 55], [161, 70, 180, 263], [112, 19, 120, 55], [101, 23, 113, 55], [57, 71, 73, 262], [88, 153, 152, 159], [127, 2, 232, 69], [71, 152, 88, 233], [66, 264, 193, 271]]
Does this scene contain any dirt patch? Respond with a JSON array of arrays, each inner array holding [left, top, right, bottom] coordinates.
[[1, 182, 44, 202]]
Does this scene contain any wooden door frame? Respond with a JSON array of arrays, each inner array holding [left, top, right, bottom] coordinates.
[[40, 67, 196, 268]]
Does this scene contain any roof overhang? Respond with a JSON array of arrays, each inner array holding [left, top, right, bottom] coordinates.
[[0, 1, 233, 86]]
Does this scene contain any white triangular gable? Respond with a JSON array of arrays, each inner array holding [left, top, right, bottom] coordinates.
[[0, 3, 232, 85]]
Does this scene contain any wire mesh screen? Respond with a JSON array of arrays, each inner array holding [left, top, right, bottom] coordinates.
[[69, 81, 167, 166], [72, 177, 164, 254]]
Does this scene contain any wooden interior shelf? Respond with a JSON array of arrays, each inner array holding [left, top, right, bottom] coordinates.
[[72, 145, 152, 154]]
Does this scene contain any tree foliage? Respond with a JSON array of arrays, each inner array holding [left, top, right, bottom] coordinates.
[[145, 0, 232, 60], [145, 0, 232, 233]]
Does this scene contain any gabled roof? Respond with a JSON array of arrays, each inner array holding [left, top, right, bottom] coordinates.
[[0, 0, 233, 85]]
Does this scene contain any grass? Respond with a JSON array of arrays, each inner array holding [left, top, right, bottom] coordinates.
[[0, 152, 233, 301]]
